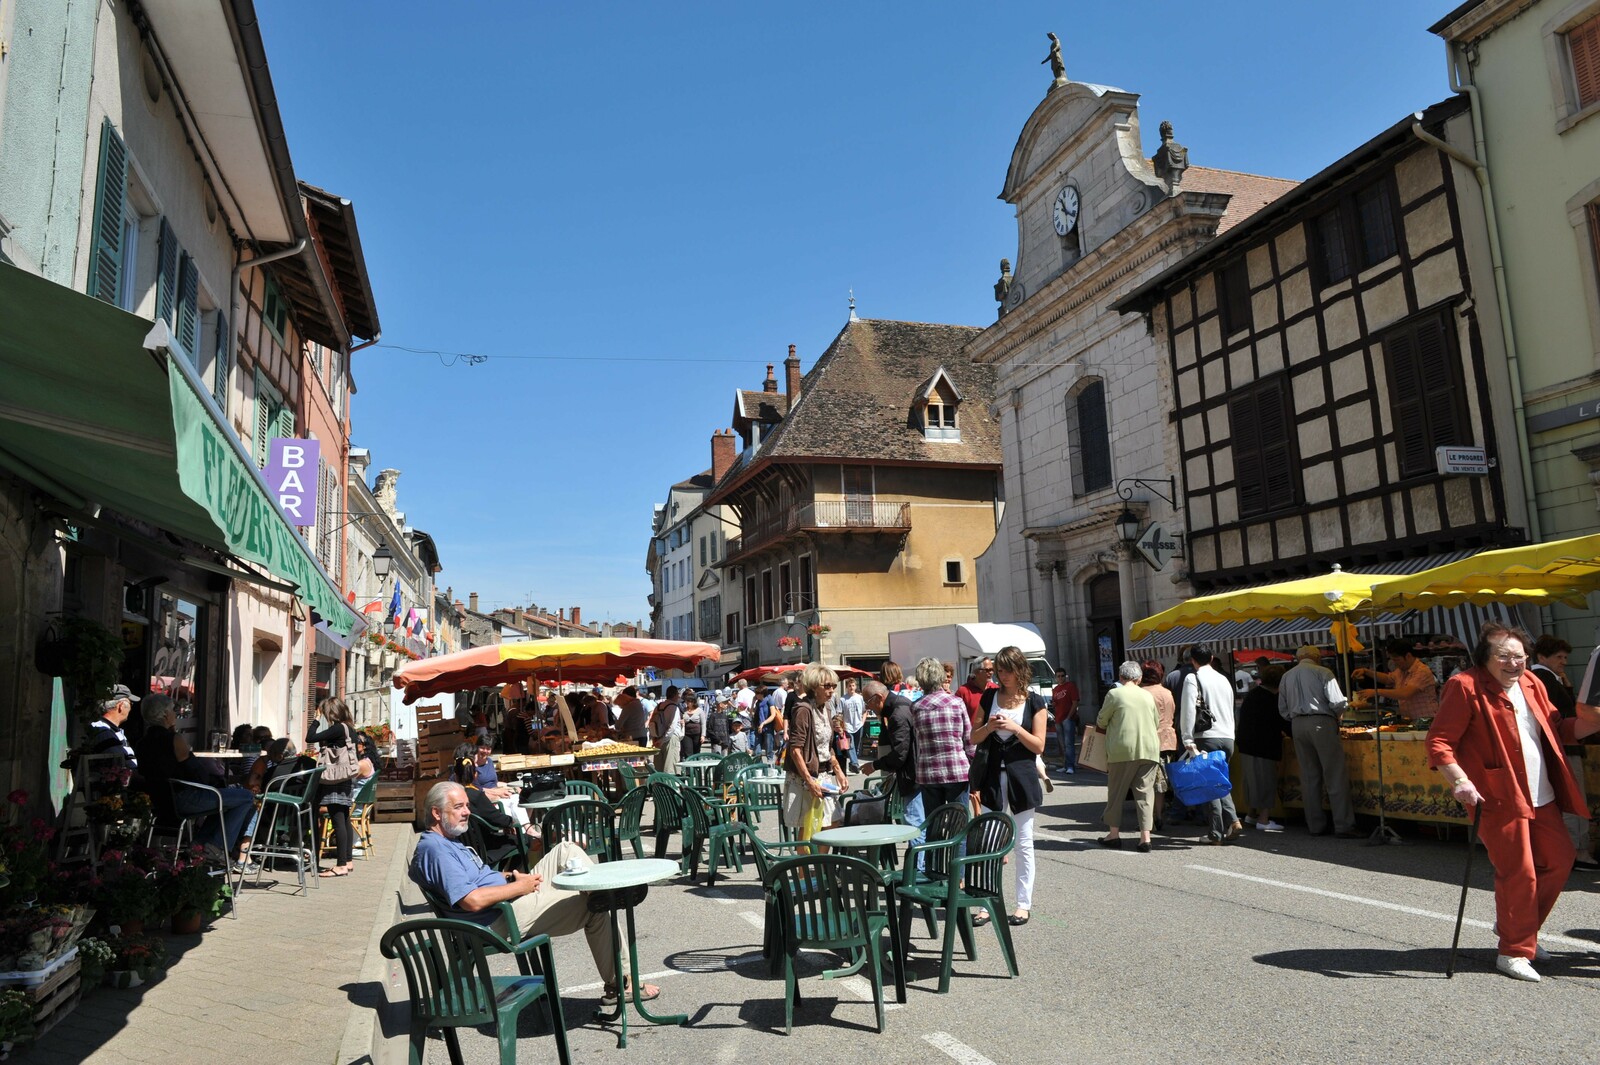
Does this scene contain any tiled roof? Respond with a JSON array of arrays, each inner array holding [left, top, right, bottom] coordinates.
[[750, 319, 998, 465], [1182, 166, 1301, 234], [671, 469, 715, 491], [736, 390, 789, 422]]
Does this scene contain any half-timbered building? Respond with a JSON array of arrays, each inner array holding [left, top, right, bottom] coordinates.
[[1114, 97, 1530, 659]]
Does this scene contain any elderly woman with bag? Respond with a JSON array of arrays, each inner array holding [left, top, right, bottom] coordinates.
[[782, 663, 850, 844], [1427, 622, 1600, 981], [1095, 661, 1161, 853], [306, 697, 359, 878], [971, 645, 1049, 926]]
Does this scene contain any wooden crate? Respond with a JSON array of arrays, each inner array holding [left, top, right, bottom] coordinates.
[[373, 780, 417, 823], [3, 956, 82, 1043]]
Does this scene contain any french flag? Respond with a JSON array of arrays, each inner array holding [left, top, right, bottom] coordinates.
[[389, 586, 402, 625]]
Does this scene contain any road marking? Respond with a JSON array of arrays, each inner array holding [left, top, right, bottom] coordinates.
[[835, 974, 903, 1010], [923, 1032, 997, 1065], [738, 910, 765, 930], [1187, 864, 1596, 949], [703, 888, 738, 906]]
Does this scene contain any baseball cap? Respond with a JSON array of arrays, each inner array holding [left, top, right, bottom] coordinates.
[[102, 684, 141, 709], [1296, 644, 1322, 661]]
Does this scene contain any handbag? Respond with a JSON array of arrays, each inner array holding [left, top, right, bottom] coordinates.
[[966, 739, 991, 791], [841, 790, 888, 826], [1078, 727, 1109, 773], [1166, 748, 1233, 806], [1193, 681, 1215, 736], [319, 730, 359, 785]]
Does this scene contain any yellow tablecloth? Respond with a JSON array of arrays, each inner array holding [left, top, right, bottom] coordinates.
[[1255, 736, 1600, 827]]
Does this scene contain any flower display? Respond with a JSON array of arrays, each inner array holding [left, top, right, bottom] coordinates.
[[777, 636, 802, 650]]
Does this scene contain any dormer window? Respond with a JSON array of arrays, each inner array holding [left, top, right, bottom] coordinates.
[[915, 366, 963, 442]]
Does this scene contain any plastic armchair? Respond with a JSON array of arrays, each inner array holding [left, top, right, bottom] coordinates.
[[767, 853, 890, 1036], [647, 780, 693, 869], [349, 775, 378, 859], [895, 811, 1017, 993], [615, 786, 649, 859], [563, 779, 608, 802], [890, 802, 970, 934], [469, 813, 531, 873], [683, 788, 745, 887], [169, 779, 242, 919], [740, 776, 787, 838], [380, 917, 570, 1065], [540, 799, 617, 862], [723, 822, 815, 969], [252, 767, 324, 892]]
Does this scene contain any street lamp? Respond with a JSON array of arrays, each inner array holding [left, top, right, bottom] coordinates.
[[372, 542, 393, 580], [1114, 507, 1141, 547]]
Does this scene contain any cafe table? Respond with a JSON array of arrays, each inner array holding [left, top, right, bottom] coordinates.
[[553, 857, 687, 1047], [807, 823, 920, 1004], [675, 755, 721, 790]]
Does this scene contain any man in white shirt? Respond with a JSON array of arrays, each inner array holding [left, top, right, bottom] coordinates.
[[1277, 644, 1358, 838], [1179, 646, 1243, 844], [733, 680, 756, 716], [840, 677, 867, 773]]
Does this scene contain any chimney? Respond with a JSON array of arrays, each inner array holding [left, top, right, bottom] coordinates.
[[469, 592, 479, 612], [558, 608, 567, 623], [571, 606, 581, 626], [711, 429, 735, 483], [762, 364, 778, 393], [785, 344, 801, 404], [373, 469, 401, 520]]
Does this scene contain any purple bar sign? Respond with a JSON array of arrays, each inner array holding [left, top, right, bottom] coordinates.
[[265, 437, 320, 526]]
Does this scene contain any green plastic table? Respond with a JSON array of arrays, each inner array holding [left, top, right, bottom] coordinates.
[[809, 824, 919, 1003], [553, 857, 686, 1046], [676, 756, 721, 790]]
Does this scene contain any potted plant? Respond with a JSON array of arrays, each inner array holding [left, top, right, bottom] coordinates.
[[107, 934, 166, 988], [75, 937, 114, 987], [0, 986, 34, 1055], [34, 615, 124, 716], [156, 848, 223, 934], [0, 792, 53, 910], [92, 851, 158, 936]]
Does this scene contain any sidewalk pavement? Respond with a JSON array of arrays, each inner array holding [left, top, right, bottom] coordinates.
[[11, 822, 414, 1065]]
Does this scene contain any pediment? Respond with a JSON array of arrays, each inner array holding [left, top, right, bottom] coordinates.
[[696, 567, 721, 590], [1000, 81, 1140, 203]]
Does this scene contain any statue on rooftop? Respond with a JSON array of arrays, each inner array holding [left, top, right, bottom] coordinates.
[[1042, 33, 1066, 87]]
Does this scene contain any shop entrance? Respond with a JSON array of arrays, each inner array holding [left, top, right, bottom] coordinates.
[[1086, 572, 1123, 705]]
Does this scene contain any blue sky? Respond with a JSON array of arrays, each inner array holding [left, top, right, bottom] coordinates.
[[258, 2, 1453, 624]]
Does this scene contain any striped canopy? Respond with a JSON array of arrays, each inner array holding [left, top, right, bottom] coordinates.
[[392, 637, 720, 703]]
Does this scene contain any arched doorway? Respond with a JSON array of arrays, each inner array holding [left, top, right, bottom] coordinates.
[[1085, 572, 1123, 705]]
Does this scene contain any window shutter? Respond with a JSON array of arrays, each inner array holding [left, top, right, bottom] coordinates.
[[1257, 382, 1298, 511], [1356, 183, 1398, 267], [1414, 316, 1466, 456], [175, 253, 199, 359], [1231, 392, 1265, 517], [254, 368, 270, 465], [277, 401, 295, 441], [155, 219, 179, 326], [87, 120, 127, 304], [1588, 201, 1600, 280], [1385, 325, 1432, 477], [1573, 14, 1600, 109], [212, 314, 231, 412]]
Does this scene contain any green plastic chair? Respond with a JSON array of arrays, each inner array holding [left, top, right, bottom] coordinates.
[[252, 766, 324, 892], [895, 811, 1017, 994], [767, 853, 890, 1036], [563, 779, 608, 802], [684, 789, 746, 887], [726, 822, 813, 968], [739, 775, 787, 838], [469, 813, 530, 873], [380, 917, 570, 1065], [540, 799, 617, 862], [350, 775, 379, 860], [615, 786, 649, 859], [647, 780, 692, 869], [890, 802, 970, 935]]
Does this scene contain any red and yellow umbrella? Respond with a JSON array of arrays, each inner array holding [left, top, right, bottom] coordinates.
[[392, 637, 720, 703], [731, 662, 876, 685]]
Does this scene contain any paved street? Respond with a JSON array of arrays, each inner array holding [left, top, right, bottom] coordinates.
[[388, 778, 1599, 1065]]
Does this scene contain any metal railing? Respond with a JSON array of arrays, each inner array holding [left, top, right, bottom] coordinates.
[[726, 499, 911, 561]]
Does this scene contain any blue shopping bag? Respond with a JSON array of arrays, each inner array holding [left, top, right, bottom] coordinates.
[[1166, 749, 1232, 806]]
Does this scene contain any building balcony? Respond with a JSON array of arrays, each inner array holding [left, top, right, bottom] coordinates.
[[723, 499, 911, 565]]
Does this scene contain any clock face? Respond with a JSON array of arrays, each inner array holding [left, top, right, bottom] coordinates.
[[1053, 185, 1080, 237]]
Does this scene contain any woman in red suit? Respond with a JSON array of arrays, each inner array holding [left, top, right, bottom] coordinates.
[[1427, 622, 1598, 981]]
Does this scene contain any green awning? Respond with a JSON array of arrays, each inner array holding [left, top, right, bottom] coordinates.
[[0, 263, 362, 636]]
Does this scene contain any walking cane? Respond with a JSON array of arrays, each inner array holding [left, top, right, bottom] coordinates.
[[1446, 802, 1483, 978]]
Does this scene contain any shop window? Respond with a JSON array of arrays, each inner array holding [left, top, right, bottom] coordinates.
[[1382, 311, 1471, 478], [1067, 379, 1112, 495], [1230, 375, 1301, 518], [1217, 258, 1252, 336]]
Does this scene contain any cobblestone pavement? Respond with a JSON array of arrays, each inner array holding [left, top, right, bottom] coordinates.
[[11, 822, 412, 1065]]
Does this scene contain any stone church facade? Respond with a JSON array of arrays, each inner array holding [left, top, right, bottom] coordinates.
[[968, 63, 1295, 703]]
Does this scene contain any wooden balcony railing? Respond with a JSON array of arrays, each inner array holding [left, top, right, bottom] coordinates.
[[723, 499, 911, 565]]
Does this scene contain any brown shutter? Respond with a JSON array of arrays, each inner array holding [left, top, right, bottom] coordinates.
[[1257, 381, 1298, 511], [1573, 14, 1600, 110], [1385, 323, 1433, 477], [1414, 315, 1467, 454], [1231, 391, 1265, 517]]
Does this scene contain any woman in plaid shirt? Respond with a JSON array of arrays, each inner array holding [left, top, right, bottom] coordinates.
[[911, 657, 973, 813]]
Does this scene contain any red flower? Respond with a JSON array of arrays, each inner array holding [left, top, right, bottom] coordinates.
[[6, 790, 26, 806]]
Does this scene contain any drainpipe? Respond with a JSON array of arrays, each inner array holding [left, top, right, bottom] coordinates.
[[350, 332, 381, 353], [227, 239, 305, 407], [1411, 42, 1541, 543]]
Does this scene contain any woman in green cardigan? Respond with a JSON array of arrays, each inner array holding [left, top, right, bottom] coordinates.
[[1095, 660, 1162, 853]]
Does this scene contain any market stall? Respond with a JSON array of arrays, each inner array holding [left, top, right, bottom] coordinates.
[[1131, 533, 1600, 832]]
